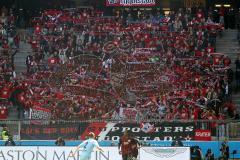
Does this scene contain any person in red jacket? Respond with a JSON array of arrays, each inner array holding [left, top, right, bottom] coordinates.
[[196, 8, 204, 22], [119, 130, 131, 160], [34, 23, 42, 35]]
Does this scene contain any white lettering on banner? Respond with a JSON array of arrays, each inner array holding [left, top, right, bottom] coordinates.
[[105, 136, 191, 141], [30, 107, 51, 120], [174, 127, 184, 132], [164, 127, 172, 132], [132, 127, 141, 132], [122, 127, 131, 132], [196, 132, 211, 137], [112, 136, 120, 141], [111, 127, 119, 132], [105, 126, 194, 133], [185, 126, 194, 132]]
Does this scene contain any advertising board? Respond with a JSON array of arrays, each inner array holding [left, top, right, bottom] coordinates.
[[0, 147, 190, 160]]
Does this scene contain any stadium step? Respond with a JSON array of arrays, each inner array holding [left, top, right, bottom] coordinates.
[[9, 40, 32, 120], [7, 105, 19, 120], [14, 41, 33, 74], [216, 29, 240, 112], [216, 28, 239, 66]]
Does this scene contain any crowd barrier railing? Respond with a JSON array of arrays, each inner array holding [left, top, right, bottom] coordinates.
[[0, 119, 240, 141]]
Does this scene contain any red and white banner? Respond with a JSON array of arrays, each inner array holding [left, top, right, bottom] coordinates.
[[21, 122, 195, 141], [106, 0, 156, 6], [30, 106, 51, 120], [140, 122, 155, 133], [21, 121, 195, 140], [195, 129, 211, 141]]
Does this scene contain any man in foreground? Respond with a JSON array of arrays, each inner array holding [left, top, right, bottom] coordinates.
[[129, 136, 141, 160], [72, 132, 103, 160], [119, 130, 131, 160]]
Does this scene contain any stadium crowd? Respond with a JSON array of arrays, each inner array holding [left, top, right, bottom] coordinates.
[[0, 7, 19, 119], [0, 6, 239, 122]]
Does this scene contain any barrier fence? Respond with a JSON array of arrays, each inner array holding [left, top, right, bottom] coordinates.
[[0, 120, 240, 141], [0, 146, 192, 160], [0, 142, 240, 159]]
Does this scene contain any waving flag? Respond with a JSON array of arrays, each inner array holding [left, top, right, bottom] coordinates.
[[140, 122, 155, 133]]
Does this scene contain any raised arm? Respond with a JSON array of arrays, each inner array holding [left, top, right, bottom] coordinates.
[[93, 140, 104, 152], [72, 140, 87, 156]]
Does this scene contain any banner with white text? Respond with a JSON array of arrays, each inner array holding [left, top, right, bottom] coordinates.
[[20, 122, 196, 140]]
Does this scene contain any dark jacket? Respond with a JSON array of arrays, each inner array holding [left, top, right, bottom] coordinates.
[[55, 139, 65, 146], [5, 139, 16, 146]]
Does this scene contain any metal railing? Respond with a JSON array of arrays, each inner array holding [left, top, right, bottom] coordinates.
[[0, 119, 240, 141]]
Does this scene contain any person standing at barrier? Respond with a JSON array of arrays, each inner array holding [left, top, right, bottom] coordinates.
[[220, 140, 229, 160], [55, 137, 65, 146], [119, 130, 131, 160], [171, 138, 184, 147], [71, 132, 103, 160], [5, 136, 16, 146], [191, 146, 203, 160], [1, 126, 9, 141], [205, 149, 214, 160]]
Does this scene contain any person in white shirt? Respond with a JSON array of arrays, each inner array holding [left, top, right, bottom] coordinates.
[[72, 132, 103, 160]]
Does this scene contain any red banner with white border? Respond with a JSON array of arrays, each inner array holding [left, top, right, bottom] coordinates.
[[195, 129, 211, 141], [30, 106, 51, 120]]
